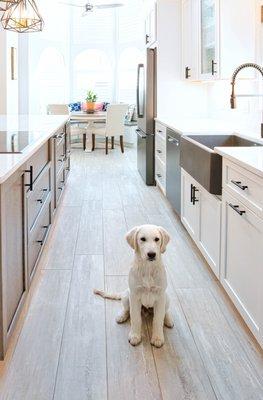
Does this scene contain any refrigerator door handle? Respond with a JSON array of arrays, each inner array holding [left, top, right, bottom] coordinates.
[[137, 63, 145, 118], [136, 129, 147, 139]]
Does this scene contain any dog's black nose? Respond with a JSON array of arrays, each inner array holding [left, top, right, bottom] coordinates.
[[147, 252, 156, 260]]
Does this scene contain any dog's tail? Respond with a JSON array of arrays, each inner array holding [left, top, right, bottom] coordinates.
[[93, 289, 122, 300]]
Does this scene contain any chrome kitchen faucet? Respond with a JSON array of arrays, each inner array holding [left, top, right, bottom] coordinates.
[[230, 63, 263, 138]]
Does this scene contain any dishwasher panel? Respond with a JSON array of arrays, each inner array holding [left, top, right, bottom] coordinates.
[[166, 129, 181, 215]]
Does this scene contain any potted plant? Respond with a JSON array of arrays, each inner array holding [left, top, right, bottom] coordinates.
[[86, 90, 98, 113]]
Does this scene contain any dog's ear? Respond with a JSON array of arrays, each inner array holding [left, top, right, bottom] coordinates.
[[158, 227, 170, 253], [126, 226, 140, 251]]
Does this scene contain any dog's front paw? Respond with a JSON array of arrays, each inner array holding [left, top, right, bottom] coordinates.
[[164, 315, 174, 329], [128, 332, 141, 346], [116, 312, 129, 324], [151, 335, 164, 348]]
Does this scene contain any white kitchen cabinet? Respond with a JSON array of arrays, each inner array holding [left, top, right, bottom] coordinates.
[[181, 168, 199, 237], [221, 189, 263, 347], [181, 168, 221, 277], [182, 0, 257, 81], [199, 0, 220, 79], [182, 0, 199, 80], [145, 2, 157, 47]]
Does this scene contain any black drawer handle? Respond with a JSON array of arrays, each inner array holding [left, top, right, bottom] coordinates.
[[231, 180, 248, 191], [212, 59, 217, 75], [36, 226, 49, 246], [157, 129, 163, 133], [191, 184, 199, 205], [157, 173, 162, 178], [157, 149, 162, 154], [185, 66, 191, 79], [54, 134, 64, 139], [37, 188, 48, 204], [25, 166, 33, 191], [229, 203, 246, 216]]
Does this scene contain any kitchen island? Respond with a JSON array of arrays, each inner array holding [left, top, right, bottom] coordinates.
[[0, 115, 70, 359]]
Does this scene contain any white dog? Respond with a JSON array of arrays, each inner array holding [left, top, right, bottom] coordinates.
[[94, 224, 174, 348]]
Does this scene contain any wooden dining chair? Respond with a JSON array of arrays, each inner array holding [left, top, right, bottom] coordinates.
[[91, 104, 128, 154], [47, 104, 88, 147]]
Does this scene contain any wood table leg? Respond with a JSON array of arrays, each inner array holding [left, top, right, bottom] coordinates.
[[120, 135, 124, 153], [106, 137, 109, 155], [83, 133, 86, 151]]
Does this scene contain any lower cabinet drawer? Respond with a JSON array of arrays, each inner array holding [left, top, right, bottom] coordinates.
[[155, 157, 166, 192], [223, 159, 263, 218], [56, 166, 65, 207], [25, 142, 49, 187], [27, 164, 51, 231], [64, 156, 70, 182], [28, 201, 51, 280], [155, 122, 167, 139], [155, 134, 166, 164], [56, 135, 66, 174]]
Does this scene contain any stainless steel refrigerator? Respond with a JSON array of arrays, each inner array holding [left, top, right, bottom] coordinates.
[[136, 48, 156, 185]]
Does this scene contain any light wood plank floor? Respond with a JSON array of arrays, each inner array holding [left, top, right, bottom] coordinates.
[[0, 146, 263, 400]]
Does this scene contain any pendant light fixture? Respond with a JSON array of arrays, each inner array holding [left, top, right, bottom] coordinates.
[[1, 0, 44, 33], [0, 1, 18, 12]]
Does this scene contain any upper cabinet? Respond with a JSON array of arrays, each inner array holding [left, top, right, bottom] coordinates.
[[182, 0, 257, 81], [145, 1, 157, 47], [182, 0, 199, 80], [199, 0, 219, 79]]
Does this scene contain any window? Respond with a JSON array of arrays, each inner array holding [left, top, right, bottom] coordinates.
[[73, 49, 113, 102], [31, 47, 67, 113]]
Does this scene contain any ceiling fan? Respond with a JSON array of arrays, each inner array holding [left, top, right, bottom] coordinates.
[[60, 2, 124, 15]]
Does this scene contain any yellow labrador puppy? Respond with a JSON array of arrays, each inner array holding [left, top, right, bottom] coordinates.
[[94, 224, 173, 348]]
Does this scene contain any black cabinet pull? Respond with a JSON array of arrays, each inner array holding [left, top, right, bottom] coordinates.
[[157, 149, 162, 154], [190, 184, 194, 203], [192, 186, 199, 205], [191, 184, 199, 205], [54, 133, 64, 139], [36, 225, 49, 246], [229, 203, 246, 216], [231, 180, 248, 191], [185, 66, 191, 79], [212, 60, 217, 75], [157, 173, 162, 178], [25, 166, 33, 191], [37, 188, 48, 204]]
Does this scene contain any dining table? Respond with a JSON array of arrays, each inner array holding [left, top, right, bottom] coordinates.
[[70, 110, 107, 152]]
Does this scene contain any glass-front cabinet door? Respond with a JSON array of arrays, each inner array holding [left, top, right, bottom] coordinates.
[[200, 0, 219, 78]]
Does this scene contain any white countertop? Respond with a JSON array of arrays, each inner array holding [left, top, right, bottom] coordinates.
[[215, 146, 263, 178], [156, 115, 263, 177], [155, 116, 261, 137], [0, 115, 69, 184]]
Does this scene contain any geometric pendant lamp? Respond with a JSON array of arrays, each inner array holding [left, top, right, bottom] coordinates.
[[1, 0, 44, 33], [0, 1, 18, 12]]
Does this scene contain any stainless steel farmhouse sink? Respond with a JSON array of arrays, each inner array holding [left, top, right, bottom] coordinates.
[[180, 134, 263, 195]]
